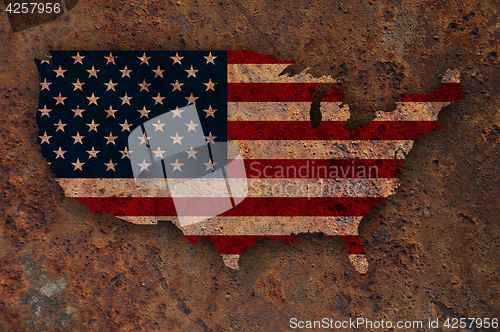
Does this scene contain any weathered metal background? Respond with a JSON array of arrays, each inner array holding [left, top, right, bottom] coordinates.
[[0, 0, 499, 330]]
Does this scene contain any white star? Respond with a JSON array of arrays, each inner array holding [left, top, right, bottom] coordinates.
[[152, 119, 165, 132], [39, 132, 51, 144], [72, 158, 85, 171], [120, 66, 132, 78], [138, 159, 151, 172], [72, 78, 85, 91], [138, 52, 151, 65], [185, 65, 198, 78], [72, 52, 85, 64], [137, 106, 151, 119], [40, 55, 52, 64], [170, 159, 184, 172], [71, 132, 85, 144], [185, 146, 198, 159], [104, 132, 118, 145], [72, 52, 85, 65], [152, 93, 165, 105], [39, 105, 51, 117], [54, 66, 67, 78], [87, 119, 99, 132], [152, 66, 165, 78], [104, 159, 117, 171], [104, 79, 118, 91], [204, 159, 217, 171], [204, 52, 217, 65], [87, 93, 100, 105], [204, 79, 216, 91], [40, 78, 51, 91], [138, 133, 151, 146], [138, 79, 151, 92], [203, 105, 217, 118], [53, 147, 67, 159], [119, 119, 133, 132], [87, 147, 100, 158], [204, 132, 217, 145], [185, 93, 198, 105], [72, 105, 85, 118], [171, 106, 184, 118], [54, 119, 67, 132], [104, 52, 117, 65], [170, 80, 184, 92], [153, 146, 165, 159], [54, 93, 67, 105], [185, 119, 199, 132], [119, 93, 133, 105], [86, 65, 100, 78], [171, 52, 184, 65], [119, 147, 131, 159], [104, 106, 118, 118], [170, 132, 183, 145]]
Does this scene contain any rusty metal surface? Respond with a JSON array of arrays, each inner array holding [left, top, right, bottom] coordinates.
[[0, 0, 499, 330]]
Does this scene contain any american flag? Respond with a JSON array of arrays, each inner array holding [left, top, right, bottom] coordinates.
[[36, 51, 464, 274]]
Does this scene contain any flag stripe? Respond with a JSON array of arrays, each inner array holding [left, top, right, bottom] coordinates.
[[227, 121, 441, 140], [74, 197, 384, 216], [340, 235, 366, 254], [375, 102, 449, 121], [228, 101, 451, 122], [227, 83, 344, 102], [240, 159, 404, 178], [397, 83, 465, 102], [231, 140, 414, 159], [227, 50, 295, 64], [183, 235, 366, 254], [184, 235, 300, 254], [180, 216, 362, 235], [227, 102, 347, 121], [244, 178, 399, 197], [57, 178, 399, 198], [228, 83, 461, 103], [35, 51, 465, 274], [228, 64, 338, 83]]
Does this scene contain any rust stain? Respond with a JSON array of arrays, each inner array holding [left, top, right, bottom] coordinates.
[[0, 0, 499, 330]]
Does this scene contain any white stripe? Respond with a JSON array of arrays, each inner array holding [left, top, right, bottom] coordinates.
[[229, 140, 414, 159], [228, 102, 347, 121], [375, 102, 450, 121], [228, 102, 448, 122], [57, 178, 167, 198], [56, 178, 399, 198], [245, 178, 399, 198], [118, 216, 361, 235], [179, 216, 362, 235], [120, 216, 160, 225], [228, 64, 338, 83]]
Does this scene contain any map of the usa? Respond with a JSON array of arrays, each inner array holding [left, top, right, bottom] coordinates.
[[35, 51, 465, 276]]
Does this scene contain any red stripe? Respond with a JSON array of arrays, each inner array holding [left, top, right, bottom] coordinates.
[[227, 83, 344, 102], [183, 235, 365, 255], [237, 159, 404, 178], [228, 121, 441, 140], [184, 235, 300, 254], [227, 50, 295, 64], [338, 235, 365, 254], [74, 197, 384, 217], [398, 83, 465, 102]]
